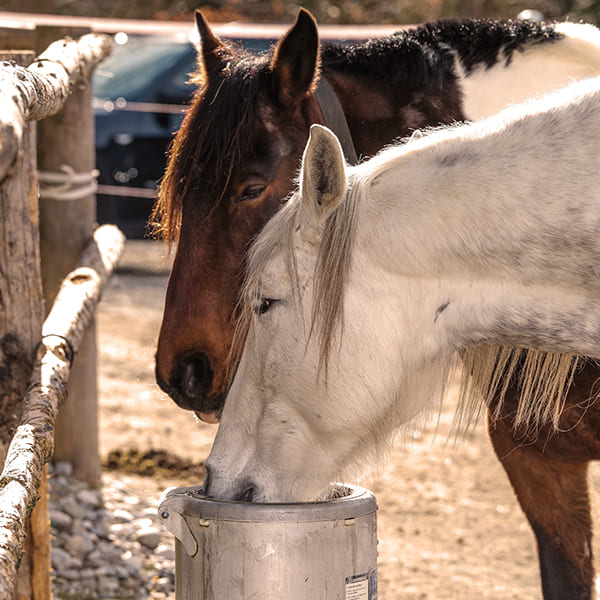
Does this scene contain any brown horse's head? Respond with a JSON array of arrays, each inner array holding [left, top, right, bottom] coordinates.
[[154, 7, 477, 421], [153, 9, 324, 420]]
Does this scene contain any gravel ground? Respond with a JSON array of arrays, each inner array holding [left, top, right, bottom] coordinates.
[[49, 462, 176, 600]]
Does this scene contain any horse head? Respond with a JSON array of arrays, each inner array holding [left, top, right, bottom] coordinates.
[[204, 125, 443, 502], [154, 9, 325, 421], [205, 125, 364, 502]]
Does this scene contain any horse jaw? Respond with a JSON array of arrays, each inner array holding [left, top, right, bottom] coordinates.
[[203, 273, 453, 503], [204, 348, 349, 503]]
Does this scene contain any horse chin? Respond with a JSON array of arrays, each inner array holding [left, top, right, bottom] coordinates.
[[162, 383, 225, 418], [194, 410, 220, 424], [156, 367, 226, 419]]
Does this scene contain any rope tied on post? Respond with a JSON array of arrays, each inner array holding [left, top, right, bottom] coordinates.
[[38, 165, 99, 201]]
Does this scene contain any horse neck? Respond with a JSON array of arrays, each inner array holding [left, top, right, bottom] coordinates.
[[320, 52, 464, 156], [350, 78, 600, 359]]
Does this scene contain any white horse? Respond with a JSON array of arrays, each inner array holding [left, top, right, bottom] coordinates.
[[204, 76, 600, 504]]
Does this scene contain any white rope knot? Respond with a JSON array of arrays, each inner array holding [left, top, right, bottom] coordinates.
[[38, 165, 98, 201]]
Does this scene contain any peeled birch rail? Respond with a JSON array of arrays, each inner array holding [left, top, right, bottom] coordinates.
[[0, 32, 112, 181], [0, 224, 125, 599]]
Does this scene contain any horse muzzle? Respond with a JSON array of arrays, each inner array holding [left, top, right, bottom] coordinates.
[[154, 351, 225, 420], [203, 463, 260, 502]]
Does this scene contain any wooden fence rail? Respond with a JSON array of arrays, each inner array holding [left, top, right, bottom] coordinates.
[[0, 226, 124, 599], [0, 32, 112, 181], [0, 29, 116, 599]]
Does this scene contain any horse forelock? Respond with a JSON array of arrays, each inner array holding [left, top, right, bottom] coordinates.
[[150, 47, 272, 244], [312, 181, 360, 374]]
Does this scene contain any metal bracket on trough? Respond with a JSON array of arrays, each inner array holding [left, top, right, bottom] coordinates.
[[158, 486, 199, 557]]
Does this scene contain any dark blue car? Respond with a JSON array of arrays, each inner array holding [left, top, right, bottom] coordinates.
[[93, 31, 275, 237]]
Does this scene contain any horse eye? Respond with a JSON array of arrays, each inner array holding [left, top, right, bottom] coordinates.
[[237, 185, 266, 203], [256, 298, 276, 315]]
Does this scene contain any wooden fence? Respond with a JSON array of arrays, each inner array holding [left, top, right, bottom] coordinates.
[[0, 28, 123, 599]]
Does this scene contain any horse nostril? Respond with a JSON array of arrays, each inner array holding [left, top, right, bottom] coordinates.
[[238, 485, 255, 503], [176, 351, 213, 399]]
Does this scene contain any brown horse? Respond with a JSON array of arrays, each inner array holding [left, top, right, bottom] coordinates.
[[152, 10, 600, 599]]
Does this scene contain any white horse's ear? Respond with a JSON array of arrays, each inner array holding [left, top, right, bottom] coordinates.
[[300, 124, 347, 226]]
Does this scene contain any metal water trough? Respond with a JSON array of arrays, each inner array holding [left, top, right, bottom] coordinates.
[[158, 484, 378, 600]]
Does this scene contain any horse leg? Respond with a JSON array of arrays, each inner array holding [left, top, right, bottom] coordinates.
[[488, 413, 594, 600]]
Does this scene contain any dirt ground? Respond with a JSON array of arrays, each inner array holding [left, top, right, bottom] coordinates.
[[97, 239, 600, 600]]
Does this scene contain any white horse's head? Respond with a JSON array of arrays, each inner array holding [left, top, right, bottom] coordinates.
[[204, 125, 423, 502]]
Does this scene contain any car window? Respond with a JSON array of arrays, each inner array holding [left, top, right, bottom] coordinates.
[[164, 51, 198, 102], [93, 37, 193, 101]]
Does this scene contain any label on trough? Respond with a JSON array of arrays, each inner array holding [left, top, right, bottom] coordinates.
[[345, 570, 377, 599]]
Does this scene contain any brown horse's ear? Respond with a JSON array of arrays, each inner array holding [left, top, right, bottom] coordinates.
[[195, 10, 225, 79], [270, 8, 320, 108]]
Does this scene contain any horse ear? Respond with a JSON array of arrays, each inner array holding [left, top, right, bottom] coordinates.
[[195, 10, 225, 78], [300, 125, 347, 224], [270, 8, 320, 107]]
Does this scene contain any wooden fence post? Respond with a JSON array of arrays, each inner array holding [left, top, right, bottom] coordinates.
[[0, 226, 124, 600], [0, 49, 46, 600], [0, 48, 40, 472], [35, 26, 101, 486]]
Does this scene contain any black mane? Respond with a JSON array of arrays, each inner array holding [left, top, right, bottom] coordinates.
[[321, 18, 562, 85]]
